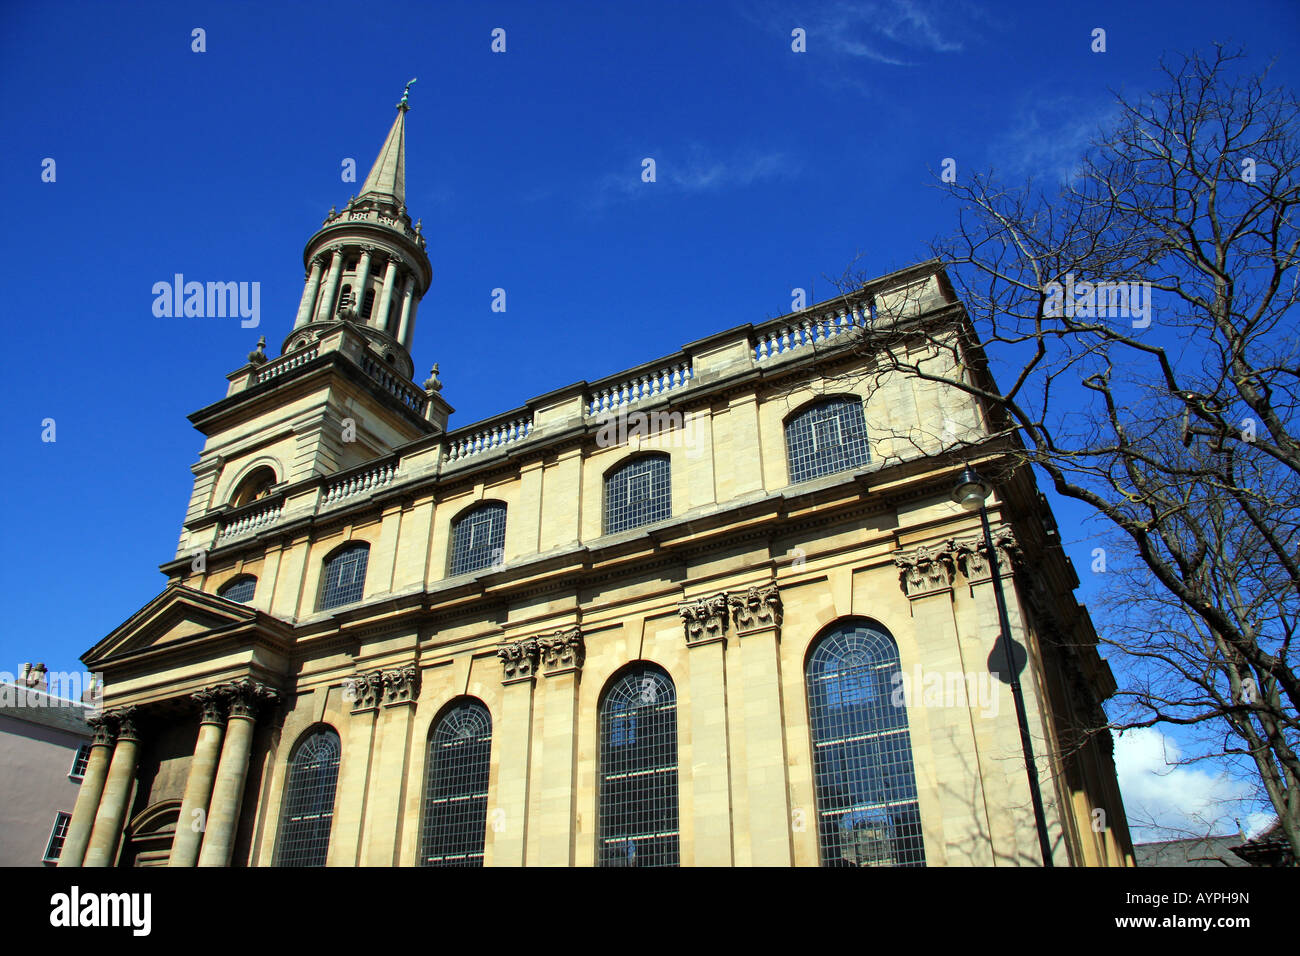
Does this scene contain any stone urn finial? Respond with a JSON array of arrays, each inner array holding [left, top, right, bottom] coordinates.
[[423, 363, 442, 392], [248, 335, 267, 365]]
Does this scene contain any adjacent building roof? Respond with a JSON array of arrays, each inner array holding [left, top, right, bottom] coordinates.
[[0, 682, 94, 737], [1134, 835, 1250, 867]]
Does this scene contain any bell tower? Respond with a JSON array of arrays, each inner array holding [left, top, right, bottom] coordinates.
[[173, 84, 453, 563], [286, 81, 429, 380]]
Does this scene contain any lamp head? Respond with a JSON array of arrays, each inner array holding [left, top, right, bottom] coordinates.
[[952, 467, 991, 512]]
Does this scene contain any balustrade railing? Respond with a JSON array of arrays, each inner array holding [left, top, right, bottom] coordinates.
[[217, 499, 284, 543], [443, 417, 534, 464], [585, 362, 693, 418], [360, 355, 427, 414], [321, 460, 399, 508], [753, 304, 869, 363], [257, 346, 319, 383]]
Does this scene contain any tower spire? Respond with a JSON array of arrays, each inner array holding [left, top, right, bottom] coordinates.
[[359, 80, 415, 203]]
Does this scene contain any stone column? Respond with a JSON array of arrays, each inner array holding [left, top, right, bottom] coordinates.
[[729, 582, 793, 866], [352, 247, 375, 320], [533, 629, 584, 866], [83, 708, 141, 867], [294, 255, 325, 328], [374, 255, 401, 333], [396, 276, 416, 347], [169, 688, 229, 867], [679, 595, 735, 865], [361, 667, 421, 866], [197, 680, 277, 867], [401, 290, 420, 351], [487, 638, 539, 866], [57, 715, 115, 868], [314, 249, 344, 323]]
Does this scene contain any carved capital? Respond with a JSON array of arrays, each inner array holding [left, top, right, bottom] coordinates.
[[344, 670, 384, 712], [107, 705, 140, 742], [893, 542, 957, 598], [727, 581, 782, 633], [220, 678, 279, 720], [381, 665, 420, 705], [87, 713, 116, 748], [498, 638, 540, 683], [954, 530, 1020, 583], [193, 687, 229, 725], [679, 593, 729, 646], [538, 627, 584, 676]]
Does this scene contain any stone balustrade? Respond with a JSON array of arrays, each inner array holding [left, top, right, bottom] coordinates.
[[257, 346, 319, 383], [752, 303, 869, 363], [360, 355, 427, 414], [321, 460, 399, 508], [444, 417, 534, 464], [217, 500, 284, 543], [585, 362, 693, 418]]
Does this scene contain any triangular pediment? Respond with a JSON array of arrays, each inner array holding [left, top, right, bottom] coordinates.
[[86, 584, 261, 665]]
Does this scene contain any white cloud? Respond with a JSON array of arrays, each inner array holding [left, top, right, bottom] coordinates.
[[1115, 727, 1258, 842], [591, 146, 797, 208]]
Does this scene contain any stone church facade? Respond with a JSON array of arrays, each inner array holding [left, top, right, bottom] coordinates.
[[61, 96, 1134, 868]]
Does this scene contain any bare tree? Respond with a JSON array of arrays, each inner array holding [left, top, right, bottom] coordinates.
[[823, 46, 1299, 860]]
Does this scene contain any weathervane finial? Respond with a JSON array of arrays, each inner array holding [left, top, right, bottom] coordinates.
[[398, 77, 418, 110]]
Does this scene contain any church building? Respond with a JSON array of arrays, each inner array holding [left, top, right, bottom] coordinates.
[[61, 93, 1134, 868]]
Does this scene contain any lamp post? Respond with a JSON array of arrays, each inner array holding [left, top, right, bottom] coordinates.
[[952, 467, 1055, 867]]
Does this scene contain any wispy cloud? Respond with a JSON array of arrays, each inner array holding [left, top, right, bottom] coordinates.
[[588, 145, 798, 209], [746, 0, 973, 69], [986, 95, 1118, 184]]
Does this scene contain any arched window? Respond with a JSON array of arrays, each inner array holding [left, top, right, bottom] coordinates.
[[598, 665, 679, 867], [449, 504, 506, 576], [218, 575, 257, 604], [419, 699, 492, 867], [604, 455, 671, 535], [784, 397, 870, 484], [230, 466, 276, 507], [336, 283, 352, 315], [319, 543, 369, 610], [805, 620, 925, 867], [273, 728, 341, 867]]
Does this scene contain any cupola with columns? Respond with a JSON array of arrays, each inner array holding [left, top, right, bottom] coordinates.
[[286, 81, 429, 381]]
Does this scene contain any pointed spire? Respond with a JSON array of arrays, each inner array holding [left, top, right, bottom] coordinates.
[[359, 83, 413, 204]]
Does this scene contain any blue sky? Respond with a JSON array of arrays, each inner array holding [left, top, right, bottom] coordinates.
[[2, 0, 1296, 841]]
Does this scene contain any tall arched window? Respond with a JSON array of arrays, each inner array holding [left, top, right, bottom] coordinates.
[[218, 575, 256, 604], [604, 455, 671, 534], [319, 543, 369, 610], [449, 504, 507, 576], [784, 397, 870, 484], [230, 466, 276, 507], [273, 728, 341, 867], [805, 620, 925, 867], [361, 288, 376, 320], [598, 665, 678, 867], [419, 699, 492, 867]]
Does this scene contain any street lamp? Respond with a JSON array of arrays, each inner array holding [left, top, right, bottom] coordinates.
[[952, 466, 1055, 867]]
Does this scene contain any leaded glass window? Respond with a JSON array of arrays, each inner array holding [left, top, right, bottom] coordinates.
[[449, 504, 506, 576], [218, 575, 257, 604], [805, 621, 926, 867], [319, 543, 368, 610], [419, 700, 492, 867], [785, 398, 870, 484], [598, 666, 679, 867], [273, 728, 341, 867], [604, 456, 671, 534]]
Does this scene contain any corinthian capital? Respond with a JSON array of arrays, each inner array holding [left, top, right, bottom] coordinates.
[[727, 581, 782, 633], [381, 665, 420, 705], [193, 687, 229, 725], [220, 678, 279, 720], [497, 638, 540, 683], [343, 670, 384, 712], [953, 529, 1020, 583], [538, 627, 584, 675], [679, 593, 729, 646], [893, 541, 957, 598]]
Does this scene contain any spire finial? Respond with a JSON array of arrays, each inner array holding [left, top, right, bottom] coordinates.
[[398, 77, 418, 110]]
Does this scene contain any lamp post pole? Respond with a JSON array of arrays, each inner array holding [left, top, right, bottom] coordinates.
[[954, 468, 1055, 867]]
